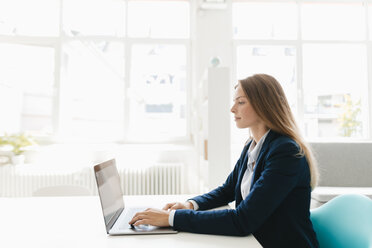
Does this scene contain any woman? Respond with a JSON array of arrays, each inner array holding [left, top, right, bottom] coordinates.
[[130, 74, 319, 248]]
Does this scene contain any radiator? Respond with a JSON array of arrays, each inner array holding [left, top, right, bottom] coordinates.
[[0, 163, 183, 197], [120, 164, 182, 195]]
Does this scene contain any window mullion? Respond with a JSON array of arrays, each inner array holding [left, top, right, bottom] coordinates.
[[123, 0, 130, 142], [297, 0, 305, 134], [53, 0, 64, 142], [365, 0, 372, 139]]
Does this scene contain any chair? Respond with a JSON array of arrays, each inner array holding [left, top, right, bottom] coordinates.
[[33, 185, 91, 197], [310, 194, 372, 248]]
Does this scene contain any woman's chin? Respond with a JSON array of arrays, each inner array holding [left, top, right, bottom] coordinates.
[[235, 123, 247, 129]]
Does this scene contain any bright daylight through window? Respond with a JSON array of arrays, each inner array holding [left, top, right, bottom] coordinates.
[[0, 0, 189, 142], [1, 0, 371, 142], [233, 1, 370, 139]]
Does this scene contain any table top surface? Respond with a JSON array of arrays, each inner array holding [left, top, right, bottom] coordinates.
[[0, 195, 261, 248]]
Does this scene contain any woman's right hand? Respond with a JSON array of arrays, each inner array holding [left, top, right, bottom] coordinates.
[[162, 201, 194, 211]]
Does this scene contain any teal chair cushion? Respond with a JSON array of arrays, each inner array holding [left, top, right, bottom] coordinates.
[[310, 194, 372, 248]]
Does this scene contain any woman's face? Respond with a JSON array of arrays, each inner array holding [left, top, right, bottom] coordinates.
[[230, 85, 262, 129]]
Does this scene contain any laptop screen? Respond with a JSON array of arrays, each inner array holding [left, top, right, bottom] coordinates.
[[94, 159, 124, 229]]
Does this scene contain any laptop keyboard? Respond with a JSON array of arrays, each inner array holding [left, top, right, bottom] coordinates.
[[117, 207, 145, 230]]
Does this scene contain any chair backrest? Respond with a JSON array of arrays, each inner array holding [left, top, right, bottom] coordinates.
[[310, 194, 372, 248], [33, 185, 91, 197]]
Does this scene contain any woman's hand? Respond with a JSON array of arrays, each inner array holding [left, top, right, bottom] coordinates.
[[128, 202, 194, 227], [129, 208, 170, 227], [162, 202, 194, 211]]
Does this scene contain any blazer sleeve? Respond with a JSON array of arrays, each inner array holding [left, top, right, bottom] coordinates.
[[174, 140, 306, 236], [189, 144, 249, 210]]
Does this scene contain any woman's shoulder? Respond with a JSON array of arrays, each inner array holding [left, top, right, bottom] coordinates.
[[266, 131, 300, 152], [264, 131, 308, 172]]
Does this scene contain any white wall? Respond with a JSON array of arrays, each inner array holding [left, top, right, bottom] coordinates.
[[193, 0, 233, 83], [207, 67, 231, 189], [192, 1, 235, 190]]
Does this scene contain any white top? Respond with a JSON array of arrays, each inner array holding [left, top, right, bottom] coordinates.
[[241, 130, 270, 200], [169, 130, 270, 226]]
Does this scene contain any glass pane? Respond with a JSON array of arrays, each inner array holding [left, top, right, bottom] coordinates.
[[129, 44, 187, 141], [233, 2, 297, 40], [0, 0, 59, 36], [128, 1, 189, 38], [63, 0, 125, 36], [61, 41, 125, 141], [368, 3, 372, 40], [236, 46, 297, 109], [303, 44, 367, 138], [234, 45, 296, 146], [0, 44, 54, 135], [302, 3, 365, 40]]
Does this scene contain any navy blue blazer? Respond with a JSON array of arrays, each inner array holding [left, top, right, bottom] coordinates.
[[174, 130, 319, 248]]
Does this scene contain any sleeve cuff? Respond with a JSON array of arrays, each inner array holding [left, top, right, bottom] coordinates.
[[188, 200, 199, 210], [168, 210, 176, 226]]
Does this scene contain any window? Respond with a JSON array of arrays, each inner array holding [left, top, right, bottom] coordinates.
[[0, 44, 55, 136], [233, 1, 370, 139], [0, 0, 190, 142], [128, 44, 187, 141], [0, 0, 59, 36]]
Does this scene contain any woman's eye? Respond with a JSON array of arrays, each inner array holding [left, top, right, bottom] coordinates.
[[238, 102, 245, 105]]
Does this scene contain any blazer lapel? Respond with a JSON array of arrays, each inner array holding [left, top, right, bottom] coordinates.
[[236, 140, 252, 202], [250, 130, 278, 188], [238, 140, 251, 182]]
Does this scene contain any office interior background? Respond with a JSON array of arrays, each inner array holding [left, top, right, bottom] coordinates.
[[0, 0, 372, 198]]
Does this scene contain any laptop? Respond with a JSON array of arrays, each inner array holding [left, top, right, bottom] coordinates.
[[93, 159, 178, 235]]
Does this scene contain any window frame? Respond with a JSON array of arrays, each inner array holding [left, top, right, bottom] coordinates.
[[0, 0, 192, 144], [232, 0, 372, 140]]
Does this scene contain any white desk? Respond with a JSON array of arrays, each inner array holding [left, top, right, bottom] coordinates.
[[0, 195, 262, 248]]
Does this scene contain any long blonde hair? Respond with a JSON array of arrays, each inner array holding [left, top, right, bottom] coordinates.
[[239, 74, 318, 189]]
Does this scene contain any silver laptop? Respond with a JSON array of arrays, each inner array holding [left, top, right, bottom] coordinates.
[[94, 159, 178, 235]]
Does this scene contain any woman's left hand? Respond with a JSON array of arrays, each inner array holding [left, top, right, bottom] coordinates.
[[129, 208, 170, 227]]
